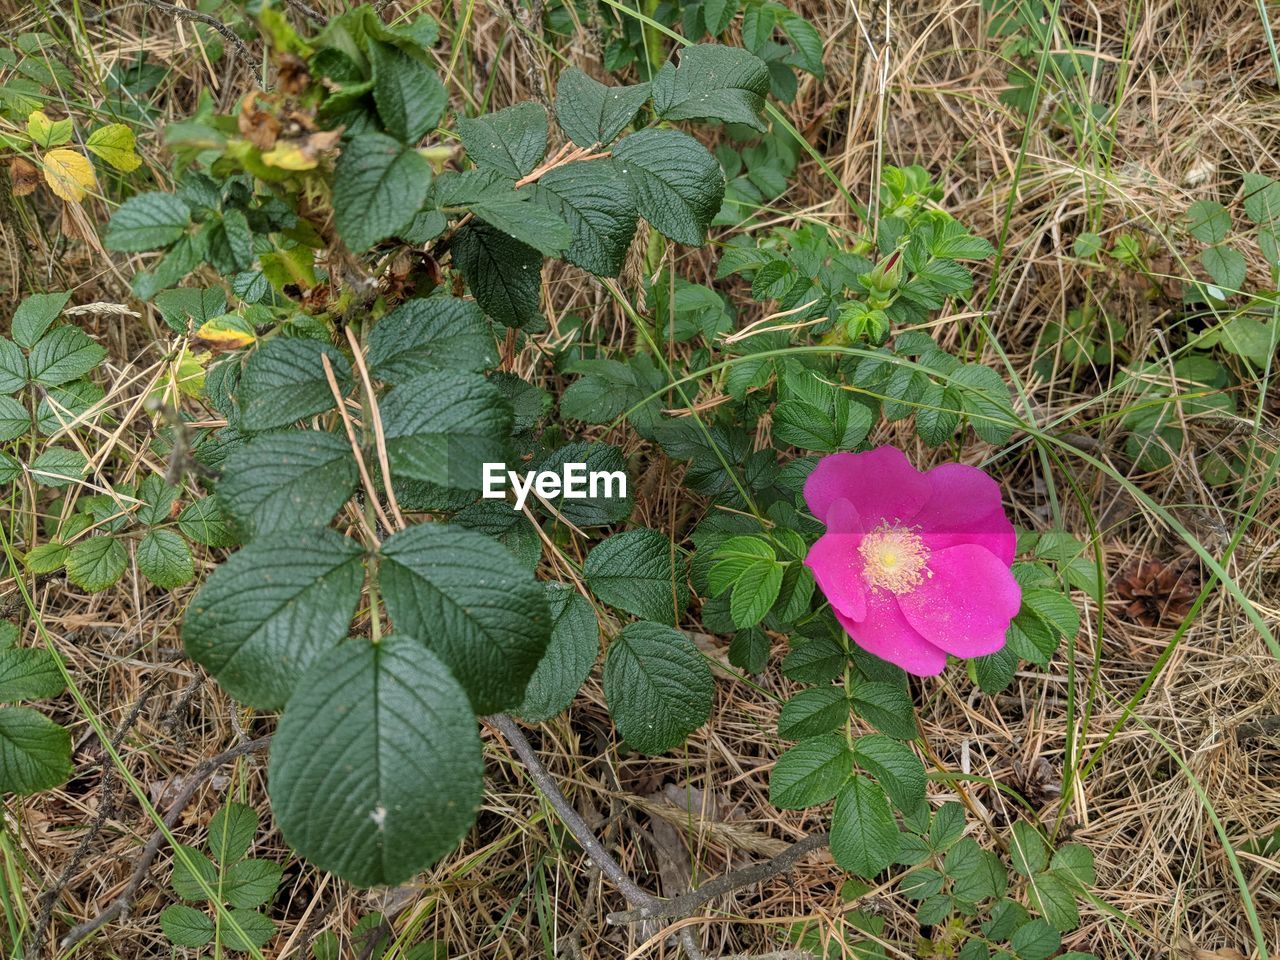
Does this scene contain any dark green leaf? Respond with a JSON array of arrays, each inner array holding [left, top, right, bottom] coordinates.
[[137, 529, 194, 588], [27, 326, 106, 387], [554, 68, 650, 148], [650, 43, 770, 131], [1009, 919, 1061, 960], [238, 338, 353, 433], [159, 904, 214, 948], [769, 732, 852, 809], [533, 160, 638, 276], [613, 129, 725, 246], [104, 192, 192, 251], [853, 733, 926, 810], [531, 441, 633, 526], [830, 774, 900, 876], [367, 296, 497, 383], [182, 529, 366, 709], [0, 706, 72, 794], [851, 681, 917, 740], [269, 636, 483, 887], [208, 802, 257, 865], [380, 524, 550, 713], [777, 687, 848, 739], [0, 648, 64, 702], [451, 221, 543, 328], [517, 584, 598, 721], [602, 621, 712, 754], [65, 537, 127, 592], [370, 39, 447, 142], [584, 528, 690, 624], [458, 102, 548, 179], [333, 133, 433, 251], [223, 859, 283, 909], [11, 292, 71, 349]]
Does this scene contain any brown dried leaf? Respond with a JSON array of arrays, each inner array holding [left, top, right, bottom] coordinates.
[[9, 157, 38, 196]]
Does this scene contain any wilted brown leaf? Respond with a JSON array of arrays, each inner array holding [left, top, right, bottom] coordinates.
[[9, 156, 38, 196]]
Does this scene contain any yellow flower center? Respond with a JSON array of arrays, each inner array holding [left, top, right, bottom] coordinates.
[[859, 523, 932, 595]]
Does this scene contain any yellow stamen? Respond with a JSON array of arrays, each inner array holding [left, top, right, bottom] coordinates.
[[859, 523, 931, 595]]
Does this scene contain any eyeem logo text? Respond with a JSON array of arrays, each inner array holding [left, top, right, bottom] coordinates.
[[482, 462, 628, 511]]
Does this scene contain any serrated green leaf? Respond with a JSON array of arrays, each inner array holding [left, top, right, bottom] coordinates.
[[603, 620, 712, 754], [929, 802, 966, 851], [1028, 870, 1080, 933], [381, 371, 511, 490], [178, 497, 240, 547], [1185, 199, 1230, 244], [531, 441, 633, 526], [0, 648, 64, 702], [0, 706, 71, 794], [533, 159, 637, 276], [769, 732, 852, 809], [85, 123, 141, 171], [781, 636, 845, 684], [729, 559, 783, 628], [380, 524, 550, 713], [27, 326, 105, 387], [554, 68, 649, 148], [22, 543, 67, 575], [370, 39, 447, 142], [217, 431, 358, 538], [137, 529, 194, 588], [333, 133, 433, 251], [222, 858, 283, 908], [0, 339, 26, 394], [703, 0, 740, 34], [11, 292, 71, 349], [182, 529, 366, 709], [208, 802, 257, 865], [65, 537, 127, 592], [458, 102, 548, 179], [104, 192, 192, 252], [1009, 918, 1061, 960], [517, 584, 598, 721], [1009, 821, 1049, 876], [237, 338, 353, 433], [613, 129, 725, 246], [1049, 843, 1095, 887], [651, 43, 769, 131], [451, 220, 543, 328], [367, 296, 497, 383], [777, 687, 847, 739], [135, 475, 180, 526], [159, 904, 215, 948], [220, 909, 276, 951], [945, 837, 1008, 903], [830, 774, 899, 876], [268, 636, 483, 887], [900, 866, 945, 901], [29, 447, 86, 488], [584, 528, 690, 624], [465, 188, 572, 258], [171, 843, 218, 901], [851, 681, 917, 740], [1200, 243, 1245, 291], [0, 396, 27, 442], [853, 733, 926, 810], [728, 626, 769, 673]]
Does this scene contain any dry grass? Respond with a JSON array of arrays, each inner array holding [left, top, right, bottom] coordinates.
[[1, 0, 1279, 957]]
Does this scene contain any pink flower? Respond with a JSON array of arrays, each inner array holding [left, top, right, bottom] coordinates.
[[803, 446, 1021, 676]]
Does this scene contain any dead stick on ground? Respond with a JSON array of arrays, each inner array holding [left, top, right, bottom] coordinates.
[[59, 736, 272, 950]]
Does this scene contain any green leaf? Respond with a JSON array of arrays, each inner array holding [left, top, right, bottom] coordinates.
[[30, 447, 87, 488], [851, 681, 917, 740], [1242, 172, 1280, 225], [1200, 243, 1245, 291], [554, 68, 650, 148], [35, 379, 104, 436], [208, 802, 257, 865], [900, 866, 945, 901], [1009, 821, 1049, 876], [769, 732, 853, 809], [517, 584, 598, 721], [951, 363, 1014, 445], [0, 396, 26, 442], [464, 188, 573, 258], [1185, 199, 1230, 244], [178, 497, 239, 547], [0, 648, 64, 702], [381, 372, 512, 490], [22, 543, 67, 575], [650, 43, 770, 131], [773, 397, 872, 452], [929, 802, 966, 851], [238, 338, 353, 433], [983, 898, 1030, 940], [945, 837, 1008, 903], [530, 441, 634, 526], [830, 774, 900, 876], [27, 326, 106, 387], [104, 192, 192, 252], [65, 537, 127, 592], [602, 621, 712, 754], [0, 706, 72, 794], [154, 287, 227, 334], [781, 636, 845, 684], [1049, 843, 1095, 888], [137, 529, 194, 588], [380, 524, 550, 713], [333, 133, 433, 251], [11, 291, 71, 349], [728, 627, 769, 673], [852, 734, 926, 810], [135, 475, 179, 526], [1028, 870, 1079, 933], [1009, 918, 1061, 960], [452, 221, 543, 327], [533, 160, 638, 277], [268, 636, 484, 887], [217, 431, 359, 538], [584, 528, 690, 625], [220, 909, 276, 951], [370, 39, 447, 142], [729, 559, 783, 628], [458, 102, 548, 179], [85, 123, 141, 171], [367, 296, 497, 383], [159, 904, 215, 948], [777, 687, 848, 739], [1072, 232, 1102, 258], [182, 529, 366, 709], [613, 129, 725, 246], [0, 338, 26, 394], [222, 858, 283, 909]]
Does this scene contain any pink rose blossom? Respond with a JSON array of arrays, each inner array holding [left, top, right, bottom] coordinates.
[[803, 446, 1021, 676]]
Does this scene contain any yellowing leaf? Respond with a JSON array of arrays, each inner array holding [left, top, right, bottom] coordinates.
[[27, 110, 72, 148], [42, 149, 96, 203], [86, 124, 142, 172], [196, 315, 257, 349]]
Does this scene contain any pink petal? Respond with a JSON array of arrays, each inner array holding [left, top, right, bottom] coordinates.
[[826, 498, 863, 534], [834, 591, 948, 676], [913, 463, 1016, 564], [803, 447, 929, 527], [804, 533, 867, 621], [896, 544, 1022, 657]]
